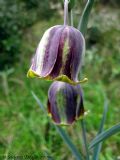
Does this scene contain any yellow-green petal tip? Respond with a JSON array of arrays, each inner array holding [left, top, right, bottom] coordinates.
[[27, 70, 39, 78], [54, 75, 88, 85]]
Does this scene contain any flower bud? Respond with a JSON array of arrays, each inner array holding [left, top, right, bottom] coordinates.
[[47, 81, 85, 125], [27, 25, 87, 85]]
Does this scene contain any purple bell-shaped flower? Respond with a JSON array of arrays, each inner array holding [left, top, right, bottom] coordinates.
[[27, 0, 87, 85], [47, 82, 85, 125]]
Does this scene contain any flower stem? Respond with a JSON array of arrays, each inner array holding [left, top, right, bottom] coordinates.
[[64, 0, 69, 25], [81, 119, 89, 160]]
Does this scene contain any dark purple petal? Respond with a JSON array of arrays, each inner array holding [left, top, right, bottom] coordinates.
[[49, 26, 67, 78], [63, 83, 77, 124], [47, 100, 61, 124], [50, 26, 85, 82], [70, 27, 85, 81], [75, 85, 85, 119], [48, 82, 61, 124], [41, 26, 64, 77]]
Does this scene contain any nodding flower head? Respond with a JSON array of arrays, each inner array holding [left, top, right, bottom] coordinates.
[[47, 81, 85, 125], [27, 25, 87, 85]]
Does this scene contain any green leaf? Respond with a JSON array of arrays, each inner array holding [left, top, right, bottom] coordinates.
[[31, 91, 46, 113], [93, 99, 108, 160], [78, 0, 94, 35], [89, 123, 120, 149], [98, 100, 108, 133], [81, 119, 89, 160], [55, 126, 83, 160], [32, 91, 83, 160], [68, 0, 76, 12]]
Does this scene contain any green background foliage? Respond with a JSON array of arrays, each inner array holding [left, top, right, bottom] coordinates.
[[0, 0, 120, 159], [0, 0, 56, 70]]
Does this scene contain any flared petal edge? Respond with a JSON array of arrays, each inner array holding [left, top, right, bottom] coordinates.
[[48, 109, 89, 126], [27, 69, 88, 85]]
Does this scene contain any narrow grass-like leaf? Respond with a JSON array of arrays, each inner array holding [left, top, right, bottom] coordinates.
[[44, 151, 54, 160], [31, 91, 46, 113], [32, 91, 83, 160], [93, 99, 108, 160], [89, 123, 120, 149], [98, 100, 108, 133], [78, 0, 94, 35], [55, 126, 83, 160], [81, 119, 89, 160]]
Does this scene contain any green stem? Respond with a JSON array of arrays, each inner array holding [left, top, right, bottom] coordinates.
[[78, 0, 94, 35], [70, 9, 74, 26], [81, 119, 89, 160]]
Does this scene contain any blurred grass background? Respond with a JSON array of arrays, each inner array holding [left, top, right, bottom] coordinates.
[[0, 0, 120, 159]]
